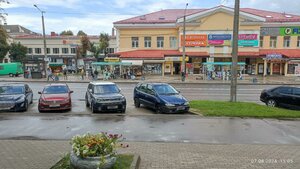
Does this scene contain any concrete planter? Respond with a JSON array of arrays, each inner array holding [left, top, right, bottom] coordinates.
[[70, 151, 116, 169]]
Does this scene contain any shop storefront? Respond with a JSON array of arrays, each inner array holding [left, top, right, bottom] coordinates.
[[202, 62, 246, 80], [91, 62, 132, 79], [121, 60, 143, 77]]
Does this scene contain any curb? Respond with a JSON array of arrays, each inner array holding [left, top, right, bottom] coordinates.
[[130, 154, 141, 169]]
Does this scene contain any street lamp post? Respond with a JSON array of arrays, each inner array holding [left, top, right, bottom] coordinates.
[[34, 4, 48, 80], [181, 3, 188, 82]]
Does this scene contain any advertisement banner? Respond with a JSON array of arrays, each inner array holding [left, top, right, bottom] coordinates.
[[260, 27, 280, 36], [280, 27, 300, 36], [181, 34, 207, 47], [208, 40, 231, 46], [208, 34, 231, 40], [238, 34, 258, 40], [238, 40, 259, 47]]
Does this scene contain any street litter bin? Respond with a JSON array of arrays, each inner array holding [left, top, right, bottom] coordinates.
[[31, 71, 42, 79]]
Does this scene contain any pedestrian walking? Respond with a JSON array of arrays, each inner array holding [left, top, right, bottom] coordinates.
[[47, 68, 54, 81], [94, 69, 98, 80], [63, 68, 68, 80], [80, 68, 85, 80]]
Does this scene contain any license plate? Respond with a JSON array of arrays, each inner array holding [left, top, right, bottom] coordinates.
[[107, 105, 118, 109], [177, 106, 185, 110], [49, 104, 60, 108]]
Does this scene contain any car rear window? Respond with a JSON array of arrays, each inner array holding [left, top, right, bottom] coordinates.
[[43, 86, 69, 94]]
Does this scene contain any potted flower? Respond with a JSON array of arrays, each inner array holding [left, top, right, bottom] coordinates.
[[70, 132, 123, 169]]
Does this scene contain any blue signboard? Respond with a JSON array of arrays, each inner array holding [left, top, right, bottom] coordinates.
[[238, 40, 259, 47], [208, 34, 232, 40]]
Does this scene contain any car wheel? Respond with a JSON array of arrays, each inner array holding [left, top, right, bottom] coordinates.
[[9, 73, 13, 77], [155, 105, 161, 114], [30, 98, 33, 104], [91, 102, 97, 113], [85, 96, 90, 107], [121, 107, 126, 113], [134, 98, 140, 108], [266, 99, 277, 107], [24, 101, 28, 111], [38, 107, 44, 113]]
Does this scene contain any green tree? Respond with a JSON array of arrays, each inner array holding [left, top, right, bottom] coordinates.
[[9, 42, 27, 62], [80, 35, 91, 57], [99, 33, 109, 57], [0, 26, 10, 61], [60, 30, 74, 36], [90, 42, 101, 58], [77, 30, 87, 36]]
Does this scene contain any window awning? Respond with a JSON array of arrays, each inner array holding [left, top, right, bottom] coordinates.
[[122, 60, 143, 66], [48, 63, 64, 67]]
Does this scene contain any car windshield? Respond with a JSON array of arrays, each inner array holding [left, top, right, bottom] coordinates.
[[43, 86, 69, 94], [153, 84, 178, 95], [94, 85, 119, 94], [0, 86, 24, 95]]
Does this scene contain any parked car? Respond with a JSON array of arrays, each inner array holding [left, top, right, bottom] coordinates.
[[38, 83, 73, 112], [0, 83, 33, 112], [133, 83, 189, 113], [260, 86, 300, 109], [0, 62, 23, 77], [85, 82, 126, 113]]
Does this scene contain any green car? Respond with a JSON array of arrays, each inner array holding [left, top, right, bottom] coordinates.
[[0, 63, 24, 77]]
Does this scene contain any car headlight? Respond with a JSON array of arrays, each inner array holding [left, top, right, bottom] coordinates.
[[120, 96, 126, 101], [184, 102, 189, 106], [16, 96, 25, 103], [96, 98, 105, 102], [165, 103, 175, 107]]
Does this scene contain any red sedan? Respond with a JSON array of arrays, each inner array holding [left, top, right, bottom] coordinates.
[[38, 84, 73, 112]]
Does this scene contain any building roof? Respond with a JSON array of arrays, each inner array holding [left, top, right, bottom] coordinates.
[[260, 49, 300, 58], [114, 6, 300, 24], [1, 25, 39, 37], [14, 35, 101, 39]]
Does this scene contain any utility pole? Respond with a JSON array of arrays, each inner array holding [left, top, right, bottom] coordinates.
[[181, 3, 188, 82], [230, 0, 240, 102], [34, 4, 48, 80]]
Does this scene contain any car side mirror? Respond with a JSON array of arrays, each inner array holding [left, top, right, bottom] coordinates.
[[70, 91, 74, 93], [38, 91, 41, 94], [178, 90, 181, 93]]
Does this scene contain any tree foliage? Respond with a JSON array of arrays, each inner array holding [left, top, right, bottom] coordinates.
[[99, 33, 109, 56], [90, 42, 101, 58], [9, 42, 27, 62], [80, 35, 91, 57], [60, 30, 74, 36], [0, 26, 9, 61], [77, 30, 87, 36]]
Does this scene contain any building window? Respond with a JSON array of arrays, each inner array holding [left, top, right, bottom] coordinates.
[[53, 48, 60, 54], [62, 48, 69, 54], [131, 37, 139, 48], [170, 37, 177, 48], [297, 36, 300, 48], [35, 48, 41, 54], [259, 36, 263, 48], [144, 37, 151, 48], [157, 37, 164, 48], [284, 36, 290, 48], [71, 48, 76, 54], [107, 48, 114, 54], [270, 36, 277, 48], [28, 48, 32, 54], [288, 64, 298, 74], [46, 48, 50, 54]]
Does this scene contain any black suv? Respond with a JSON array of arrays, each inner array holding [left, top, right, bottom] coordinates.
[[85, 82, 126, 113], [260, 86, 300, 109]]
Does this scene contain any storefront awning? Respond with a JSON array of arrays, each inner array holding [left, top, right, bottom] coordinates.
[[143, 60, 165, 63], [122, 60, 143, 66], [203, 62, 246, 65], [260, 49, 300, 58], [91, 62, 132, 66], [49, 63, 64, 67]]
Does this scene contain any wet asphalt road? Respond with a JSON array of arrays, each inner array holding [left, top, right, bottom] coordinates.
[[0, 82, 299, 144], [0, 114, 299, 145]]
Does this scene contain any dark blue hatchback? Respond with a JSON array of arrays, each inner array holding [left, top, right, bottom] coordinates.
[[133, 83, 189, 113]]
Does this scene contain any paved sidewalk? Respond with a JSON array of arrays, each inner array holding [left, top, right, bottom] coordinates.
[[0, 140, 299, 169], [1, 74, 300, 85]]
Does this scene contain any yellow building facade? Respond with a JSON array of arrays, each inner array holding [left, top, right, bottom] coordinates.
[[114, 6, 300, 77]]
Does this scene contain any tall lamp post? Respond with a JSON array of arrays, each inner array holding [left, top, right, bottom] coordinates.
[[34, 4, 48, 79], [181, 3, 188, 82]]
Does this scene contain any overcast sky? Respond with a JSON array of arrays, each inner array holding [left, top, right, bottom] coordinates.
[[1, 0, 300, 35]]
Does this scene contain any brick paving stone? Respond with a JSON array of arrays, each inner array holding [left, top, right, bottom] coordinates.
[[0, 140, 299, 169]]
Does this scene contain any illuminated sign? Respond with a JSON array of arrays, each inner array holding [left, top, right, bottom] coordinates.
[[181, 34, 207, 47], [238, 34, 258, 40], [104, 57, 119, 62], [280, 27, 300, 36]]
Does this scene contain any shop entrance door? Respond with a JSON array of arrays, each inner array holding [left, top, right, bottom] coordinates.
[[173, 62, 180, 75]]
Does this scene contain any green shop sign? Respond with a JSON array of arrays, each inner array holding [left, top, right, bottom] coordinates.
[[280, 27, 300, 36], [238, 40, 258, 47]]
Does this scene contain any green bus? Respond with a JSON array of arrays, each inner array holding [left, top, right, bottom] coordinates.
[[0, 62, 24, 77]]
